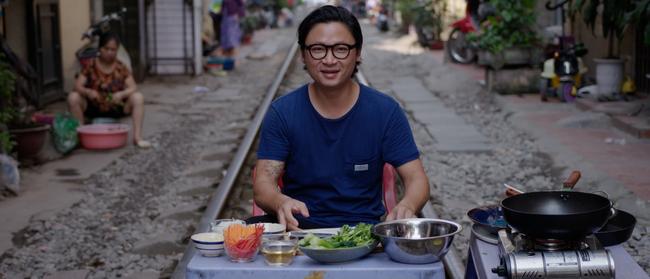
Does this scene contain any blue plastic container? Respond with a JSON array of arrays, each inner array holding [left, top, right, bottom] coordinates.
[[223, 58, 235, 71]]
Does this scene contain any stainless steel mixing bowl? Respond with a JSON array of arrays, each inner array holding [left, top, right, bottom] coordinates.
[[372, 218, 462, 264]]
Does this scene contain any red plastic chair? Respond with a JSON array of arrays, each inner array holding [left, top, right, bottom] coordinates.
[[252, 163, 398, 216]]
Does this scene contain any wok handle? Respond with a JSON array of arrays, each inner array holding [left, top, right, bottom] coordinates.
[[504, 183, 524, 197], [593, 190, 618, 219], [562, 170, 581, 190]]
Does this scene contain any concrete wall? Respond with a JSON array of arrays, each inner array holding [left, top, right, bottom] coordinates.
[[535, 0, 556, 30], [59, 0, 92, 91], [3, 0, 29, 62]]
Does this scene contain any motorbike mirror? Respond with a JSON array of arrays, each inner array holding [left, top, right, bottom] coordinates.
[[81, 30, 93, 40]]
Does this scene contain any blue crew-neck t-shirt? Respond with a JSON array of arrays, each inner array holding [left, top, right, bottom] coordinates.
[[257, 83, 420, 228]]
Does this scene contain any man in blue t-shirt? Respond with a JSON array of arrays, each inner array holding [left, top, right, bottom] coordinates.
[[250, 6, 429, 230]]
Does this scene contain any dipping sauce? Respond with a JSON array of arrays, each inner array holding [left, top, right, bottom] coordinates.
[[261, 240, 297, 266]]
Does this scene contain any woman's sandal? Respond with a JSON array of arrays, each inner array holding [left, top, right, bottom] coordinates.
[[135, 140, 152, 149]]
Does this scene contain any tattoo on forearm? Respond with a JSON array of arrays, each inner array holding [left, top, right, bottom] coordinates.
[[263, 161, 284, 180]]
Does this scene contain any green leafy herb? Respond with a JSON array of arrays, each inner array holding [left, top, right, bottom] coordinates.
[[298, 223, 376, 249]]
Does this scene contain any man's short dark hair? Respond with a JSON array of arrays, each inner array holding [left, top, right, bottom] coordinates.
[[297, 5, 362, 74]]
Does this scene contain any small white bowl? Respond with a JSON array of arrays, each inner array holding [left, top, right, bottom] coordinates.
[[191, 232, 225, 257], [261, 223, 286, 235]]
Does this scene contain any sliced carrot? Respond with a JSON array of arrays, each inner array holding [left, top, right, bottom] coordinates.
[[224, 223, 265, 258]]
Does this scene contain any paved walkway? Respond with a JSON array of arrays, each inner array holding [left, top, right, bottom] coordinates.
[[428, 49, 650, 219], [502, 95, 650, 216], [391, 77, 492, 152]]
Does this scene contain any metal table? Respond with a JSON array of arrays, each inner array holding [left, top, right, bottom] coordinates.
[[465, 233, 650, 279], [187, 252, 445, 279]]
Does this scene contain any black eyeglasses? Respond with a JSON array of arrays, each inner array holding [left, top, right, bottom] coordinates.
[[305, 43, 357, 60]]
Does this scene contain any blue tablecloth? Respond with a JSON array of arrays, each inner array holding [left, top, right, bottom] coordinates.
[[187, 252, 445, 279]]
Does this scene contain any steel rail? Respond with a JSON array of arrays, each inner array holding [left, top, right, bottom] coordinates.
[[357, 70, 466, 279], [172, 42, 300, 279]]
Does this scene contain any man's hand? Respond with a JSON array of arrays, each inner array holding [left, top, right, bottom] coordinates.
[[385, 203, 416, 221], [276, 197, 310, 231], [387, 159, 429, 221]]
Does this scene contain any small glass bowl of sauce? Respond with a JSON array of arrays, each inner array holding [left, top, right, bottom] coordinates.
[[261, 237, 298, 267]]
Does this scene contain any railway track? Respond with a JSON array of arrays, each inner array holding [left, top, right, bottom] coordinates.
[[171, 42, 466, 278]]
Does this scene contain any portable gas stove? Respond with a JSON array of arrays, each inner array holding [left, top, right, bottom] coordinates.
[[491, 230, 615, 279]]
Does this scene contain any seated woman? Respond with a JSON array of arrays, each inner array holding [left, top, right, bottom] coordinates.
[[67, 32, 150, 148]]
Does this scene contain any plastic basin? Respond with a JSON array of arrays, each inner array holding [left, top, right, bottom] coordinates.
[[77, 124, 130, 150]]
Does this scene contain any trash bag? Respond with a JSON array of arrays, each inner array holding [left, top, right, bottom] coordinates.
[[0, 154, 20, 194], [52, 113, 79, 154]]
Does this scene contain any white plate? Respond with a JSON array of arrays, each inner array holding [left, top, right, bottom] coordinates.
[[289, 228, 340, 239], [261, 222, 286, 234]]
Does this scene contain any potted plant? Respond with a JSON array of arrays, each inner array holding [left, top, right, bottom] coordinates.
[[0, 52, 50, 160], [396, 0, 417, 34], [573, 0, 635, 96], [626, 0, 650, 45], [468, 0, 541, 69], [0, 53, 16, 155], [240, 16, 258, 45], [412, 0, 446, 49]]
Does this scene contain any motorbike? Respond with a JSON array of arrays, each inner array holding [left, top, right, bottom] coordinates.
[[75, 8, 132, 73], [446, 0, 494, 64], [539, 0, 588, 102], [540, 42, 588, 102]]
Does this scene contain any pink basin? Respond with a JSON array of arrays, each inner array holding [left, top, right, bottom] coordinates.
[[77, 124, 130, 150]]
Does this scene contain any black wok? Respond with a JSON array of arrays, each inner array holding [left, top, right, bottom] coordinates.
[[595, 209, 636, 246], [501, 171, 613, 240]]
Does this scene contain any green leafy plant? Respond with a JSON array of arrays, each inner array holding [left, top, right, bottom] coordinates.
[[396, 0, 446, 38], [412, 0, 447, 41], [0, 53, 17, 154], [468, 0, 540, 53], [396, 0, 417, 33], [240, 15, 258, 35], [573, 0, 635, 58], [626, 0, 650, 46]]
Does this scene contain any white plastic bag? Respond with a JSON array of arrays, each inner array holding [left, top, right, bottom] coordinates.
[[0, 154, 20, 194]]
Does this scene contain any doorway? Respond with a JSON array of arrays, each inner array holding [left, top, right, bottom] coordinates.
[[27, 0, 64, 106]]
